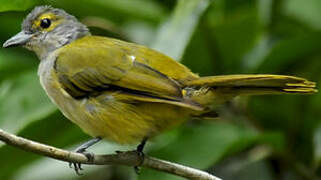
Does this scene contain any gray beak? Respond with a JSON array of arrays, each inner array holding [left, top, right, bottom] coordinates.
[[3, 31, 32, 48]]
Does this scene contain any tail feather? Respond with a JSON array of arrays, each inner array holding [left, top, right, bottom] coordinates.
[[184, 74, 317, 95]]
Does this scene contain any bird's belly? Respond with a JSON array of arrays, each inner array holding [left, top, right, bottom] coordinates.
[[39, 69, 189, 144]]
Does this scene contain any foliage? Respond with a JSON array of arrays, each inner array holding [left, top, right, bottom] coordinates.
[[0, 0, 320, 179]]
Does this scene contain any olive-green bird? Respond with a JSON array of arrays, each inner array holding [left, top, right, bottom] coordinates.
[[3, 6, 317, 173]]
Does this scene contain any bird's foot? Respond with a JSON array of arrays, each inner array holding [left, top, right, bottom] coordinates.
[[115, 138, 147, 174], [134, 150, 145, 174], [134, 138, 147, 174], [68, 137, 101, 175], [69, 150, 95, 175]]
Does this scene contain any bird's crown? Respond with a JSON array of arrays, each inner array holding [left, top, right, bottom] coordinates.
[[22, 6, 73, 33]]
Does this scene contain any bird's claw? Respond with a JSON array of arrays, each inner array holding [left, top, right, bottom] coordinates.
[[134, 148, 145, 174], [69, 161, 83, 175], [68, 137, 101, 175], [69, 150, 95, 175], [114, 149, 145, 174]]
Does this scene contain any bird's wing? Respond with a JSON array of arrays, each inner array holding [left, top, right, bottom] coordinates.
[[117, 38, 200, 83], [54, 36, 203, 111]]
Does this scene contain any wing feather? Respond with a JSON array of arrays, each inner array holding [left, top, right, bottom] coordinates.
[[54, 36, 203, 111]]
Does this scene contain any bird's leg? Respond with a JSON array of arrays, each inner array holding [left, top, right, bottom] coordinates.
[[69, 137, 101, 175], [134, 137, 148, 174]]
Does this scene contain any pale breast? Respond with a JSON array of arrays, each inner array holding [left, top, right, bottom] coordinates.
[[38, 54, 100, 137], [39, 54, 75, 118]]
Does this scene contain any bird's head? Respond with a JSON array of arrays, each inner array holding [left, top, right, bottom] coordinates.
[[3, 6, 89, 59]]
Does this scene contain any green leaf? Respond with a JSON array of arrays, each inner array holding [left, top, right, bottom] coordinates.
[[151, 0, 211, 60], [0, 49, 37, 81], [284, 0, 321, 30], [0, 13, 25, 39], [314, 123, 321, 167], [139, 122, 258, 180], [257, 32, 321, 73], [50, 0, 166, 22], [312, 79, 321, 167], [0, 71, 56, 136], [181, 28, 215, 76], [206, 1, 263, 74], [86, 0, 166, 21], [213, 151, 274, 180], [0, 0, 40, 12]]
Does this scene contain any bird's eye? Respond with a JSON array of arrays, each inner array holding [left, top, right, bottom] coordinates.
[[40, 18, 51, 29]]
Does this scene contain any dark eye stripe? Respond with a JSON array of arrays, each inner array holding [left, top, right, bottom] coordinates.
[[40, 18, 51, 28]]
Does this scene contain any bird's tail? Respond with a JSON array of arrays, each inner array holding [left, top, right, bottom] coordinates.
[[183, 75, 317, 108]]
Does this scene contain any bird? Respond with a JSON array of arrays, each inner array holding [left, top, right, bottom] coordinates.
[[3, 5, 317, 174]]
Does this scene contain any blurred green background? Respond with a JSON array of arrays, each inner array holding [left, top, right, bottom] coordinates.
[[0, 0, 320, 179]]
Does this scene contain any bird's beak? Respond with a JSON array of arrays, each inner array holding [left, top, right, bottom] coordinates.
[[3, 31, 32, 48]]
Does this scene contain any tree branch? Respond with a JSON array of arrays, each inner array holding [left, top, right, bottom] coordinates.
[[0, 129, 222, 180]]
